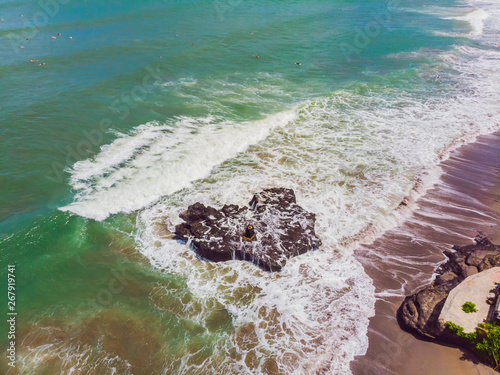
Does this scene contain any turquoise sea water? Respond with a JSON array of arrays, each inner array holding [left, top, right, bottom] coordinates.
[[1, 0, 499, 373]]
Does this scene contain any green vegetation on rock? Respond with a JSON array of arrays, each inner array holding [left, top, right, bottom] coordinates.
[[446, 321, 500, 370], [462, 301, 478, 313]]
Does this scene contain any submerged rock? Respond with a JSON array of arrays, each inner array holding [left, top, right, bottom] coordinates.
[[174, 188, 322, 271], [398, 232, 500, 339]]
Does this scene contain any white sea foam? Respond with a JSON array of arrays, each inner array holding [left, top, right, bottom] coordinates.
[[134, 43, 499, 370], [60, 111, 297, 221], [458, 8, 489, 35], [417, 3, 491, 38], [138, 208, 375, 374], [440, 8, 489, 36], [57, 0, 500, 372]]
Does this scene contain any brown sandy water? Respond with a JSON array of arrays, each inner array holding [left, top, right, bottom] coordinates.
[[351, 131, 500, 375]]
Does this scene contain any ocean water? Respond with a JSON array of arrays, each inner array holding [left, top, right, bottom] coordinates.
[[1, 0, 499, 373]]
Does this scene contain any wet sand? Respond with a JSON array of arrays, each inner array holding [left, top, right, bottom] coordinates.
[[351, 131, 500, 375]]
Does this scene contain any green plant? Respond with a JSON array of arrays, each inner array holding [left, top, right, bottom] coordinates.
[[446, 321, 500, 370], [462, 301, 478, 313]]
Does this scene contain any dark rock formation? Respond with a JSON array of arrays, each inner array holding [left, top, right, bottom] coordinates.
[[398, 232, 500, 340], [174, 188, 322, 271]]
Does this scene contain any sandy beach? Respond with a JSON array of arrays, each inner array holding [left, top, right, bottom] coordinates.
[[351, 131, 500, 375]]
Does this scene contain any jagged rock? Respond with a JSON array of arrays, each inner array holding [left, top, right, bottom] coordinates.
[[399, 284, 450, 338], [398, 232, 500, 340], [174, 188, 322, 271], [478, 253, 500, 272], [466, 250, 494, 267]]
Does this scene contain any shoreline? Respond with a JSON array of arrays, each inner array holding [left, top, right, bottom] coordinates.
[[351, 130, 500, 375], [339, 124, 500, 254]]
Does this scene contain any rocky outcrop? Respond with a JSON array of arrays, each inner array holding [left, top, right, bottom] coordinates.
[[398, 232, 500, 339], [174, 188, 322, 271]]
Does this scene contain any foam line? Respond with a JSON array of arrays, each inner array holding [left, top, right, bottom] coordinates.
[[60, 111, 297, 221]]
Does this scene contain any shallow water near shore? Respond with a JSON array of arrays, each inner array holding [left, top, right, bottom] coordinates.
[[1, 0, 500, 373], [352, 130, 500, 375]]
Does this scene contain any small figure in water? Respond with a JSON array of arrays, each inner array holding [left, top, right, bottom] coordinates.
[[253, 55, 259, 58], [295, 61, 301, 65], [242, 224, 256, 241]]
